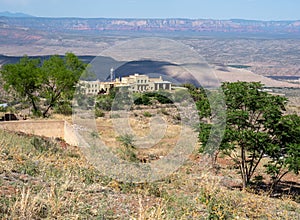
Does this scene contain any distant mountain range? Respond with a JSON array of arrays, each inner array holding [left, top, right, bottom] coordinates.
[[0, 13, 300, 36], [0, 11, 34, 18]]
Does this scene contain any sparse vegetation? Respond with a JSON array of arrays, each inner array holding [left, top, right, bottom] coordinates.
[[143, 111, 152, 117], [0, 129, 299, 219], [116, 134, 138, 162]]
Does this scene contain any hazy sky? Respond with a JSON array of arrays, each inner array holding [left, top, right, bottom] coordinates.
[[0, 0, 299, 20]]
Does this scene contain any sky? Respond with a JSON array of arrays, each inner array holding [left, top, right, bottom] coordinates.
[[0, 0, 299, 21]]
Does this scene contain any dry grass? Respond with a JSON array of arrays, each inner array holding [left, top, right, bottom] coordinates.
[[0, 123, 299, 219], [96, 108, 181, 160]]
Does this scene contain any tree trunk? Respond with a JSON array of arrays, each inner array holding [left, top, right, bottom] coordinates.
[[43, 104, 53, 118], [30, 96, 39, 115], [240, 146, 248, 189], [270, 170, 289, 192]]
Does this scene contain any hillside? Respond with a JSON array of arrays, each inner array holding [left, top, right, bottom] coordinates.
[[0, 125, 299, 219]]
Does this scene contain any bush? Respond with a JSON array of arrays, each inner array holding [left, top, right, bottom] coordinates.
[[154, 93, 173, 104], [95, 109, 105, 118], [143, 111, 152, 117], [31, 137, 61, 154], [116, 134, 138, 162], [110, 114, 120, 118], [53, 102, 72, 115], [134, 94, 151, 105], [133, 92, 173, 106], [96, 96, 113, 111]]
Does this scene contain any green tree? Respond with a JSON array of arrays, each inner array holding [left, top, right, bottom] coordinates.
[[1, 56, 42, 115], [183, 84, 226, 167], [40, 53, 86, 117], [265, 114, 300, 189], [197, 89, 226, 167], [1, 53, 86, 117], [199, 81, 300, 189]]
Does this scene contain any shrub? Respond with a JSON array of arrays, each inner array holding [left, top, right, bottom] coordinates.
[[96, 96, 113, 111], [95, 109, 105, 118], [116, 134, 138, 162], [31, 137, 60, 154], [143, 111, 152, 117], [53, 102, 72, 115]]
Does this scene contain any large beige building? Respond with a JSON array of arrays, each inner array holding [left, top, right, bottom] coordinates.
[[81, 73, 172, 95]]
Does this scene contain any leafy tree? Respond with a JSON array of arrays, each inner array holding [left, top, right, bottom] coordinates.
[[220, 82, 290, 188], [40, 53, 86, 117], [199, 81, 300, 189], [1, 56, 42, 115], [1, 53, 86, 117], [265, 114, 300, 189], [198, 89, 226, 167], [95, 87, 122, 111], [184, 84, 226, 167]]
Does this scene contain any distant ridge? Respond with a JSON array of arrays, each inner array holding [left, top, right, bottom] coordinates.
[[0, 11, 34, 18], [0, 15, 300, 35]]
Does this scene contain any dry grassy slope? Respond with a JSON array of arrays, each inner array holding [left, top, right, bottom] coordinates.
[[96, 106, 182, 160], [0, 128, 299, 219]]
